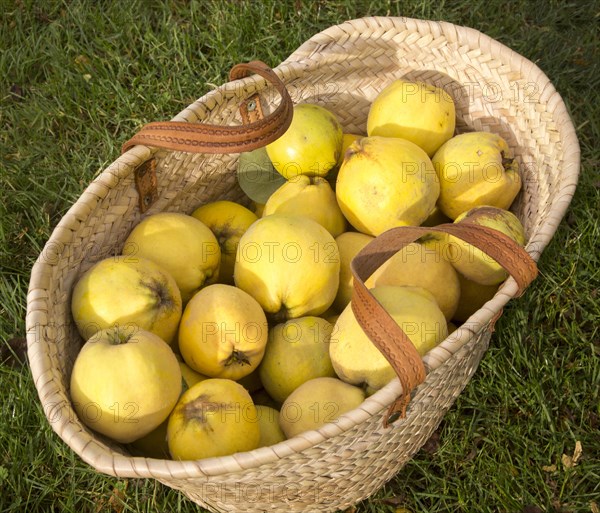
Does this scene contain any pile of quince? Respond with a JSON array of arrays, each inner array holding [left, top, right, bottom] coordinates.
[[69, 78, 527, 460]]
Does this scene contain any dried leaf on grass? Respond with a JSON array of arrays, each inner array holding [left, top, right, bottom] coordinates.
[[561, 440, 583, 469]]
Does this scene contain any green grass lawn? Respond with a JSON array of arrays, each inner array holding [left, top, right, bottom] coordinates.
[[1, 1, 598, 512]]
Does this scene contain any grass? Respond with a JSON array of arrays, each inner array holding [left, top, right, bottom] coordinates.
[[1, 0, 598, 512]]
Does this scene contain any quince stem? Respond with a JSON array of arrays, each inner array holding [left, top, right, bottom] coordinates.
[[108, 326, 132, 345], [224, 349, 250, 368]]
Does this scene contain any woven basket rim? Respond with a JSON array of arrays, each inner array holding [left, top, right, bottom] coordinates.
[[26, 15, 580, 482]]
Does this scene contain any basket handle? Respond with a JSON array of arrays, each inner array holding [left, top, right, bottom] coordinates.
[[350, 222, 539, 427], [121, 60, 293, 154]]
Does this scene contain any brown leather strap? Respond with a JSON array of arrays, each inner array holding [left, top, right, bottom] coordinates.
[[350, 223, 538, 427], [121, 61, 293, 154]]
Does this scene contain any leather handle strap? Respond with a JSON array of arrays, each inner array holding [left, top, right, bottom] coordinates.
[[350, 222, 539, 427], [121, 60, 293, 155]]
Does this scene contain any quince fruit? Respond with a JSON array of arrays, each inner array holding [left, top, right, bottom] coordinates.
[[122, 212, 220, 303], [447, 205, 526, 285], [234, 214, 340, 321], [330, 285, 447, 393], [258, 316, 336, 404], [279, 376, 365, 439], [255, 405, 286, 447], [432, 131, 521, 220], [191, 200, 258, 285], [367, 79, 456, 157], [177, 355, 208, 388], [178, 284, 268, 380], [263, 175, 347, 237], [337, 133, 363, 166], [266, 103, 343, 179], [70, 255, 182, 347], [70, 326, 182, 444], [368, 241, 461, 321], [167, 378, 260, 460], [335, 136, 440, 235], [332, 231, 374, 313]]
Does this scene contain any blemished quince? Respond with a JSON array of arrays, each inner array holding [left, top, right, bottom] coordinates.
[[70, 326, 182, 444], [70, 255, 182, 347], [335, 136, 440, 236], [266, 103, 343, 179], [191, 200, 258, 285], [330, 285, 448, 393], [262, 175, 347, 237], [178, 284, 268, 381], [278, 377, 365, 439], [447, 205, 526, 285], [367, 79, 456, 157], [432, 131, 522, 220], [122, 212, 221, 303], [367, 241, 461, 321], [332, 231, 375, 313], [234, 214, 340, 321], [167, 378, 260, 460], [258, 316, 336, 404]]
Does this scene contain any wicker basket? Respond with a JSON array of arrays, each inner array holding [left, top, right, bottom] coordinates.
[[26, 16, 580, 513]]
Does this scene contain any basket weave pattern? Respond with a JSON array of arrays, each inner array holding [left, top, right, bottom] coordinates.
[[26, 16, 579, 513]]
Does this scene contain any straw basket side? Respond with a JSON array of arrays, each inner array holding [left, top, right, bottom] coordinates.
[[26, 16, 580, 513]]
